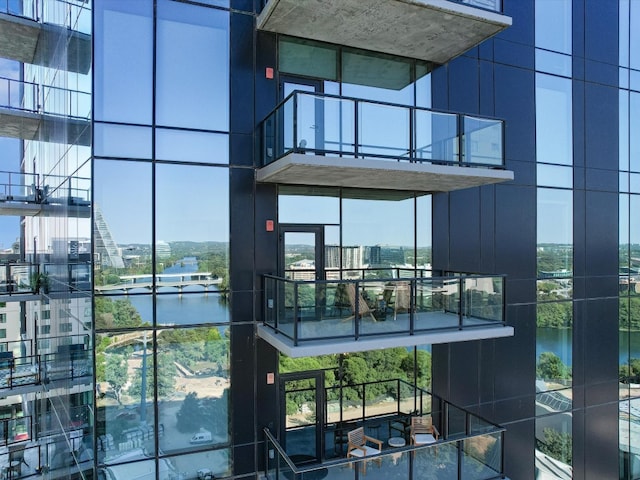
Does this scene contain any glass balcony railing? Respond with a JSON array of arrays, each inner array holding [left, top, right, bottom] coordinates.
[[1, 0, 91, 34], [264, 378, 507, 480], [263, 271, 506, 346], [0, 261, 91, 296], [261, 91, 505, 169], [0, 338, 91, 391], [0, 170, 91, 208], [0, 76, 91, 119]]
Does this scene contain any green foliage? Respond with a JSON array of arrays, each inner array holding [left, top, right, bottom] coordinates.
[[105, 354, 129, 404], [619, 357, 640, 383], [128, 352, 176, 398], [536, 351, 571, 381], [176, 392, 202, 433], [279, 348, 432, 410], [537, 245, 572, 275], [620, 296, 640, 330], [537, 428, 572, 466], [537, 302, 572, 328], [95, 297, 146, 329]]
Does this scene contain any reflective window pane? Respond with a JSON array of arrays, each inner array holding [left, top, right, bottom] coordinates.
[[535, 414, 573, 474], [156, 129, 228, 164], [94, 0, 153, 124], [155, 165, 229, 289], [536, 73, 573, 166], [279, 37, 338, 81], [95, 330, 156, 465], [157, 327, 230, 453], [535, 0, 572, 54], [537, 188, 573, 277], [537, 164, 573, 189], [156, 0, 229, 130], [278, 186, 340, 224], [93, 160, 152, 285], [94, 123, 152, 159], [342, 50, 414, 105], [535, 49, 572, 77], [156, 293, 230, 326]]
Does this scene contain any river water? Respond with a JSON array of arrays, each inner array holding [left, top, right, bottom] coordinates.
[[111, 257, 230, 326]]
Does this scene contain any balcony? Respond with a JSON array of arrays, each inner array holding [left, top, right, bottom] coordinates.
[[258, 91, 513, 193], [0, 77, 90, 146], [257, 0, 511, 65], [0, 337, 91, 394], [0, 170, 91, 218], [264, 378, 507, 479], [0, 0, 91, 74], [259, 270, 513, 357], [0, 260, 91, 302]]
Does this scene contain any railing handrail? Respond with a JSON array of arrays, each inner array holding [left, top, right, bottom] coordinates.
[[264, 271, 507, 285], [264, 89, 506, 127], [264, 426, 505, 476]]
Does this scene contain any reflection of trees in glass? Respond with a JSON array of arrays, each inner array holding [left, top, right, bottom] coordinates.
[[176, 390, 229, 437], [537, 428, 572, 465], [105, 354, 129, 404], [537, 244, 573, 275], [536, 352, 571, 382], [157, 327, 229, 376], [128, 353, 176, 398], [95, 297, 146, 329], [619, 358, 640, 383], [537, 302, 572, 328], [279, 348, 431, 411], [620, 296, 640, 330]]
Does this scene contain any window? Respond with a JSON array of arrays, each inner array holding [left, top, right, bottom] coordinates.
[[0, 314, 5, 323], [0, 330, 6, 340], [59, 323, 73, 333], [40, 325, 51, 335]]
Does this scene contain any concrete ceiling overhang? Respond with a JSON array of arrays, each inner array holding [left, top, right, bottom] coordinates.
[[0, 202, 90, 218], [256, 153, 514, 193], [257, 0, 512, 64], [0, 13, 91, 74], [257, 323, 514, 358], [0, 107, 90, 146]]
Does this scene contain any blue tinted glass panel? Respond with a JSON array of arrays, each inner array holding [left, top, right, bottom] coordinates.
[[537, 164, 572, 188], [631, 92, 640, 172], [156, 129, 229, 164], [536, 74, 573, 165], [535, 0, 571, 54], [536, 49, 572, 77], [94, 123, 152, 159], [156, 0, 229, 131], [94, 0, 153, 124]]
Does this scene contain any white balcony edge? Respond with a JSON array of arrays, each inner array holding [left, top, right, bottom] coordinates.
[[257, 323, 514, 358]]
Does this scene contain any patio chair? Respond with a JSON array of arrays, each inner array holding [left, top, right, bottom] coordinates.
[[342, 283, 377, 322], [346, 426, 383, 474], [410, 416, 439, 446]]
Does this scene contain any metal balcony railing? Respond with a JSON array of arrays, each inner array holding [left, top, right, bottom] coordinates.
[[0, 170, 90, 207], [263, 270, 506, 346], [265, 378, 506, 479], [261, 91, 505, 169], [1, 0, 91, 34], [0, 261, 91, 296], [0, 76, 91, 119]]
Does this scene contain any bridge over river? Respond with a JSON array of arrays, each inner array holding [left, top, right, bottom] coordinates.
[[94, 272, 222, 293]]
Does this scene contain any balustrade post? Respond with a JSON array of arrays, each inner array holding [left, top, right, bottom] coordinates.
[[293, 283, 299, 346]]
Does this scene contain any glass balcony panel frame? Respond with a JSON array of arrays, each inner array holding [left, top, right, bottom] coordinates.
[[262, 379, 507, 480], [261, 271, 510, 354], [262, 91, 506, 169]]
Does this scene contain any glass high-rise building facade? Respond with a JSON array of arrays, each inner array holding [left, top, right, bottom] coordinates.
[[0, 0, 637, 479]]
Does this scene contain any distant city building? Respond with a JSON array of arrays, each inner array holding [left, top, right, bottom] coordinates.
[[156, 240, 172, 259]]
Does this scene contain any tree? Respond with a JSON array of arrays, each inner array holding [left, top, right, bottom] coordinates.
[[176, 392, 202, 433], [537, 428, 572, 465], [105, 354, 129, 404], [536, 351, 570, 381], [128, 351, 176, 399]]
